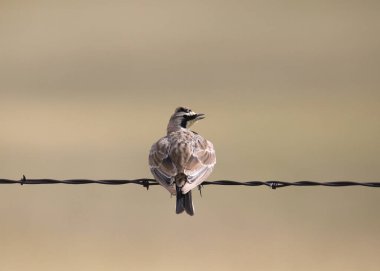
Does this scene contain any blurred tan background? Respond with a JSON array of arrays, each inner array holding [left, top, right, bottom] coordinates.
[[1, 1, 380, 270]]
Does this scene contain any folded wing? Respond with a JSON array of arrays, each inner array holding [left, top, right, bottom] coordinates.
[[149, 137, 177, 195], [181, 136, 216, 194]]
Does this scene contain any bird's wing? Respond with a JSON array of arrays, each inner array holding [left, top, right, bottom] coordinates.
[[181, 136, 216, 194], [149, 137, 177, 195]]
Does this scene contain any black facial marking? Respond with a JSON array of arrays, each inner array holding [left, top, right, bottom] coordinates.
[[180, 114, 198, 128], [184, 114, 198, 121], [176, 107, 191, 113], [180, 118, 188, 128]]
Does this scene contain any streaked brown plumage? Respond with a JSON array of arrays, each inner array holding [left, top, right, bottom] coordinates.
[[149, 107, 216, 215]]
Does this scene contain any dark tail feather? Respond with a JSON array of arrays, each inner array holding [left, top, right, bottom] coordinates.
[[184, 190, 194, 216], [176, 186, 185, 214], [176, 187, 194, 216]]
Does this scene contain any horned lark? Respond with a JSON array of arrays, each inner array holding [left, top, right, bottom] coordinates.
[[149, 107, 216, 215]]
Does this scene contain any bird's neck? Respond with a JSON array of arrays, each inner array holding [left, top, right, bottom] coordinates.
[[167, 124, 187, 135]]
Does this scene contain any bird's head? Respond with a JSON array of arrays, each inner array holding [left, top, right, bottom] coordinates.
[[168, 106, 205, 132]]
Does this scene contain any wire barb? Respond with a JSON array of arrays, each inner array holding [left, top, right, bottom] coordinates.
[[270, 181, 278, 189], [20, 175, 27, 185], [198, 185, 203, 197], [142, 179, 150, 190]]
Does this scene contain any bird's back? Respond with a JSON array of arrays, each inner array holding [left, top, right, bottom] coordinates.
[[149, 128, 215, 195]]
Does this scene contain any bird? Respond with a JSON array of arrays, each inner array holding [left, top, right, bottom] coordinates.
[[149, 106, 216, 215]]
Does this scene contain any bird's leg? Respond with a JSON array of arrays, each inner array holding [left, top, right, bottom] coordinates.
[[169, 177, 175, 185]]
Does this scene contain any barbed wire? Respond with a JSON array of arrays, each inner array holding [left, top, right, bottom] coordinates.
[[0, 175, 379, 190]]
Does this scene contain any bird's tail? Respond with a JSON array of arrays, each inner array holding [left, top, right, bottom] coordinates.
[[176, 186, 194, 216]]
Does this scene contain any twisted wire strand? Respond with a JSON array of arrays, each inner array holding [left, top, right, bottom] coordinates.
[[0, 176, 379, 189]]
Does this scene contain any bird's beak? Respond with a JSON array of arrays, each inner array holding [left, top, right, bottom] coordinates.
[[195, 113, 205, 121]]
